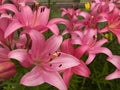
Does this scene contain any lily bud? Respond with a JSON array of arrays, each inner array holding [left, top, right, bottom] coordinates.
[[0, 62, 16, 81]]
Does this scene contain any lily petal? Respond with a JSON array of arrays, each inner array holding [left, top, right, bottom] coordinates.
[[107, 55, 120, 69], [43, 68, 67, 90], [5, 20, 23, 38], [20, 67, 44, 86], [61, 38, 74, 55], [49, 52, 80, 71], [72, 60, 90, 77], [86, 53, 96, 65], [48, 18, 70, 26], [105, 69, 120, 80], [20, 6, 33, 26], [47, 24, 59, 35], [0, 4, 18, 14], [28, 30, 45, 58], [91, 47, 113, 57], [63, 69, 73, 87], [8, 49, 32, 68], [40, 35, 63, 58], [21, 66, 67, 90], [75, 45, 89, 59], [0, 48, 9, 62], [38, 6, 50, 26]]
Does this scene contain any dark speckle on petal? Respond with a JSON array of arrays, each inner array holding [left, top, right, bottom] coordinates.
[[40, 7, 45, 12], [49, 58, 53, 61], [58, 53, 61, 57], [50, 64, 52, 67], [59, 64, 62, 67]]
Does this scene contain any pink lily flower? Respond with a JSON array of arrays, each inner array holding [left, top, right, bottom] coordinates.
[[61, 8, 81, 21], [8, 30, 80, 90], [105, 55, 120, 80], [0, 4, 68, 37], [60, 8, 84, 45], [61, 38, 90, 87], [3, 5, 50, 38], [79, 10, 107, 30], [91, 0, 116, 12], [100, 8, 120, 44], [72, 29, 112, 64]]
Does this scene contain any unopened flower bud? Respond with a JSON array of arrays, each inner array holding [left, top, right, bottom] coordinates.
[[0, 62, 16, 81]]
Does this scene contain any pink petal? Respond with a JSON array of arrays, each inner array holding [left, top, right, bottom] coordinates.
[[79, 11, 90, 19], [20, 6, 33, 26], [0, 4, 18, 14], [62, 29, 69, 35], [61, 38, 74, 55], [0, 15, 11, 31], [28, 30, 45, 59], [47, 24, 59, 35], [38, 6, 50, 26], [75, 45, 89, 59], [8, 49, 32, 68], [107, 55, 120, 69], [5, 20, 23, 38], [0, 48, 9, 62], [40, 35, 63, 58], [72, 60, 90, 77], [99, 27, 109, 33], [48, 18, 70, 26], [94, 39, 108, 47], [63, 69, 73, 87], [49, 52, 80, 71], [21, 66, 67, 90], [91, 47, 113, 57], [42, 68, 67, 90], [20, 67, 44, 86], [105, 69, 120, 80], [86, 54, 96, 65], [61, 8, 67, 17]]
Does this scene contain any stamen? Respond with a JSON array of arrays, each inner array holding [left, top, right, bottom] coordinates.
[[53, 53, 58, 57]]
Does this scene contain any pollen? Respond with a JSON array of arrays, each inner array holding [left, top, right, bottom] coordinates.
[[53, 53, 58, 57], [85, 2, 91, 11]]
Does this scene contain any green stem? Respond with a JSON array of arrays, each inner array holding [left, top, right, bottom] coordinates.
[[80, 78, 86, 90], [97, 81, 102, 90]]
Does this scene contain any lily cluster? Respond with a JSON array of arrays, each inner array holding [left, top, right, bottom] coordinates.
[[0, 0, 120, 90]]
